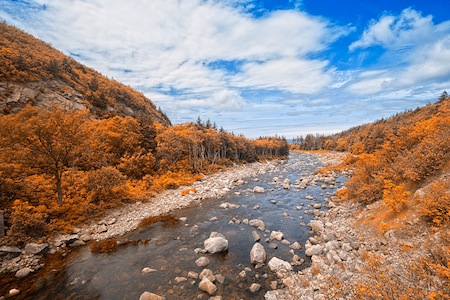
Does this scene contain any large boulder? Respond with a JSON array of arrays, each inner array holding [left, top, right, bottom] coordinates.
[[204, 232, 228, 253], [250, 243, 267, 264]]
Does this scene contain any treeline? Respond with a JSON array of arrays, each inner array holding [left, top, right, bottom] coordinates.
[[0, 21, 169, 124], [0, 106, 288, 244], [292, 92, 449, 154]]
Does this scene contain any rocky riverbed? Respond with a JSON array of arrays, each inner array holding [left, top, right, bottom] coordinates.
[[1, 151, 351, 299]]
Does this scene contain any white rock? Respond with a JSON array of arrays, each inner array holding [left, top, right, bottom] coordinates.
[[24, 242, 48, 255], [268, 257, 293, 273], [175, 276, 187, 283], [204, 236, 228, 253], [308, 220, 324, 232], [199, 269, 216, 282], [9, 289, 20, 296], [253, 186, 265, 193], [188, 271, 199, 279], [250, 243, 267, 264]]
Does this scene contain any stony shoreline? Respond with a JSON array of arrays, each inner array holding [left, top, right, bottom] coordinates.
[[265, 167, 442, 299]]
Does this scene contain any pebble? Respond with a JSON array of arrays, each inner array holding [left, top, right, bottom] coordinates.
[[249, 283, 261, 293]]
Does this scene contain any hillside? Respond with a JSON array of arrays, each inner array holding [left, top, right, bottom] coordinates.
[[0, 22, 170, 125], [285, 94, 450, 298]]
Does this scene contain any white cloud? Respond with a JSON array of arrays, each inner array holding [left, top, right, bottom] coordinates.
[[179, 89, 245, 111], [347, 8, 450, 96], [232, 58, 333, 94], [349, 8, 446, 51]]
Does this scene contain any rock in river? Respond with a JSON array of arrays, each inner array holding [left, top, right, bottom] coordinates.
[[250, 243, 267, 264], [253, 186, 265, 193], [198, 277, 217, 295], [139, 291, 165, 300], [195, 256, 211, 267], [269, 231, 284, 241], [248, 219, 266, 231], [204, 233, 228, 253]]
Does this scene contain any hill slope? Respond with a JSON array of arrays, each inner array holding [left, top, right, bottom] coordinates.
[[0, 22, 170, 125]]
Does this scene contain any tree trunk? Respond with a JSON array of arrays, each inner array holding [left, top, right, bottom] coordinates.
[[56, 170, 63, 206]]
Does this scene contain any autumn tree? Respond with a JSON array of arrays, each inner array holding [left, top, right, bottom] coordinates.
[[0, 106, 91, 205]]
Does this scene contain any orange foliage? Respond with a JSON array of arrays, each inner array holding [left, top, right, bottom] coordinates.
[[419, 181, 450, 226], [181, 188, 197, 196], [0, 105, 288, 243], [382, 180, 410, 213]]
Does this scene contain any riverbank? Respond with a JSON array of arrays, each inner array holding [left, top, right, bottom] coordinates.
[[266, 166, 450, 299]]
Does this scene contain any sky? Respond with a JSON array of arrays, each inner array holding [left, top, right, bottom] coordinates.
[[1, 0, 450, 138]]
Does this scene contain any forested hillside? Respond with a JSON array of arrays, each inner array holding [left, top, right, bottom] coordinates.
[[0, 21, 170, 124], [0, 23, 289, 245]]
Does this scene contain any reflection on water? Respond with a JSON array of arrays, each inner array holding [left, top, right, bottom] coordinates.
[[5, 153, 345, 299]]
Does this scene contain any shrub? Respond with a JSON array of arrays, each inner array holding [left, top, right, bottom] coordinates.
[[419, 181, 450, 226], [9, 200, 49, 240], [382, 180, 410, 213]]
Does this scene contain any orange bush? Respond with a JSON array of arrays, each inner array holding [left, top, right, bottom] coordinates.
[[9, 200, 49, 241], [419, 181, 450, 226], [382, 180, 410, 213]]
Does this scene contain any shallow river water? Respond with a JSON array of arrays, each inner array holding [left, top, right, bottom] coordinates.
[[6, 152, 345, 299]]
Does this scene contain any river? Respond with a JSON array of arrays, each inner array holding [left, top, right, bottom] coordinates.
[[4, 152, 345, 299]]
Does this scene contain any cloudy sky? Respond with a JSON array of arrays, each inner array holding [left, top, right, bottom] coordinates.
[[1, 0, 450, 138]]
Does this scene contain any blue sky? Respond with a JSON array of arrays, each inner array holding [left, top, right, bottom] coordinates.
[[1, 0, 450, 138]]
